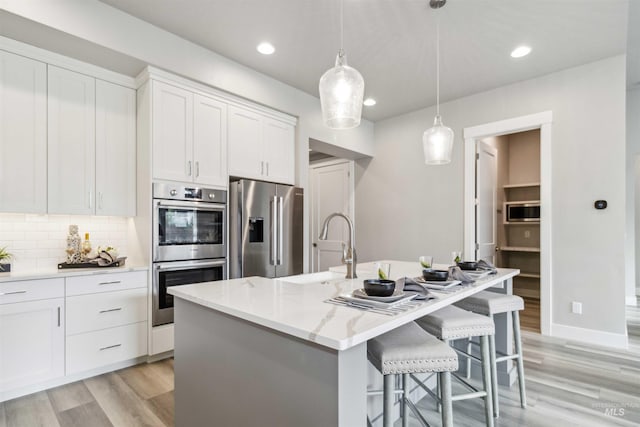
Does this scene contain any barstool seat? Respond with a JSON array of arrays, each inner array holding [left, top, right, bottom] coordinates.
[[416, 305, 495, 427], [454, 290, 524, 315], [368, 322, 458, 427], [454, 291, 527, 418]]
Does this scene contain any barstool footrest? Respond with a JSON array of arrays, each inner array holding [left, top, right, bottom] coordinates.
[[451, 372, 480, 394], [451, 391, 487, 401]]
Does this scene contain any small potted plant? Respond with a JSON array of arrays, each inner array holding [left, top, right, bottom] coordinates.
[[0, 246, 13, 272]]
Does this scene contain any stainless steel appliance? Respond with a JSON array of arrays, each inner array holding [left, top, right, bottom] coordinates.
[[505, 201, 541, 223], [152, 183, 227, 326], [152, 259, 226, 326], [230, 179, 303, 278], [153, 183, 226, 262]]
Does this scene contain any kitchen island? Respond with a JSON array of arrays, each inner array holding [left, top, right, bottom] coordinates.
[[169, 261, 518, 426]]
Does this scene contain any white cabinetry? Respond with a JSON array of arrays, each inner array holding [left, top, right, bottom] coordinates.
[[228, 105, 295, 185], [48, 66, 136, 216], [65, 271, 147, 375], [0, 279, 65, 395], [152, 81, 227, 187], [0, 50, 47, 213], [47, 65, 96, 215]]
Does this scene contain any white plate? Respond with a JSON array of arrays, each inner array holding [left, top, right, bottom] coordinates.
[[412, 277, 462, 290], [353, 288, 406, 302]]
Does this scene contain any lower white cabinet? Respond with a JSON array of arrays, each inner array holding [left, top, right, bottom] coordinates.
[[0, 278, 65, 394], [66, 322, 147, 375]]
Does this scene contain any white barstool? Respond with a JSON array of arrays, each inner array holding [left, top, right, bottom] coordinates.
[[455, 290, 527, 417], [367, 321, 458, 427], [415, 305, 495, 427]]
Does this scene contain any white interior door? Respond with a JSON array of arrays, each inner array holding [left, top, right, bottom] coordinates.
[[310, 160, 354, 272], [476, 141, 498, 263]]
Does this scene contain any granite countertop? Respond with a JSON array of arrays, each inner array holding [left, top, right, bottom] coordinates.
[[0, 265, 149, 283], [168, 260, 519, 351]]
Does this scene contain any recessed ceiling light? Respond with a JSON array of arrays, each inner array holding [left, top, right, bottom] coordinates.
[[257, 42, 275, 55], [510, 46, 531, 58], [363, 98, 377, 106]]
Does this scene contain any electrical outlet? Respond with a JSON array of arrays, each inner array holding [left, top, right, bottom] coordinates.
[[524, 230, 531, 239], [571, 301, 582, 314]]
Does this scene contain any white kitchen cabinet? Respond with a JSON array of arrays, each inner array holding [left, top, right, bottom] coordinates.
[[96, 80, 136, 216], [152, 81, 228, 187], [0, 279, 65, 394], [47, 65, 96, 215], [0, 50, 47, 213], [228, 105, 295, 185]]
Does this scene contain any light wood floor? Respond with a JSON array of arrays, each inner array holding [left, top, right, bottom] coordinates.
[[1, 302, 639, 427]]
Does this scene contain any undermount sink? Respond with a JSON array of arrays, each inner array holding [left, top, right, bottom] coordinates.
[[280, 271, 346, 284]]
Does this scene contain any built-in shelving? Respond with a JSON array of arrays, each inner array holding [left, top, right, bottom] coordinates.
[[501, 246, 540, 253], [518, 273, 541, 279], [503, 182, 540, 189]]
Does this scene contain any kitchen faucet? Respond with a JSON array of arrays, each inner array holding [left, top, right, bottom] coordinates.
[[318, 213, 357, 279]]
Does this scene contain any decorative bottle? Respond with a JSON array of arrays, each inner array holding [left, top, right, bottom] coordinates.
[[66, 225, 82, 264], [82, 233, 92, 260]]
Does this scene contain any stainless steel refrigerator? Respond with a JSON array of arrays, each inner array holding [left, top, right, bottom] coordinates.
[[229, 179, 303, 278]]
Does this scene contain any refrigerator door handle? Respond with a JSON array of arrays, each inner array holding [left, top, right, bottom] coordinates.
[[278, 196, 284, 265], [271, 196, 278, 266]]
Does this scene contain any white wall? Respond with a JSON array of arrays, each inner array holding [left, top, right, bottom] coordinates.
[[630, 87, 640, 300], [356, 56, 627, 339], [0, 0, 375, 273]]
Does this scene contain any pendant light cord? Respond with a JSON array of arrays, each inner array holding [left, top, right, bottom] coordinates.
[[339, 0, 344, 57], [436, 8, 440, 117]]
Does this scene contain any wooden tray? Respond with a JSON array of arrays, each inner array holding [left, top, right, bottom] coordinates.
[[57, 257, 126, 269]]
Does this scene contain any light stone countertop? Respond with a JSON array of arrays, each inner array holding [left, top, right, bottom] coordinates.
[[0, 265, 149, 283], [169, 260, 519, 351]]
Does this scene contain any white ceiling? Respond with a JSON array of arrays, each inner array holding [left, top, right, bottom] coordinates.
[[1, 1, 630, 122]]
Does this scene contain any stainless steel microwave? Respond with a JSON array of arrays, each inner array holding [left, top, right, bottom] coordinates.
[[505, 202, 540, 223]]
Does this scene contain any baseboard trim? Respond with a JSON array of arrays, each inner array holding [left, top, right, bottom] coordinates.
[[552, 323, 628, 349], [626, 295, 638, 306]]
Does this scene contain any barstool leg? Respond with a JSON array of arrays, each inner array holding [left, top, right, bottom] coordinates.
[[466, 337, 472, 379], [480, 335, 495, 427], [488, 315, 499, 417], [402, 373, 409, 427], [383, 374, 394, 427], [440, 371, 453, 427], [513, 310, 527, 408]]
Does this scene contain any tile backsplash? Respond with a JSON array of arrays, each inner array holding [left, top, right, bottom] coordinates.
[[0, 213, 132, 272]]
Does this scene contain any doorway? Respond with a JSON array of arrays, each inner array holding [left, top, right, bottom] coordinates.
[[464, 111, 552, 335], [308, 154, 355, 273]]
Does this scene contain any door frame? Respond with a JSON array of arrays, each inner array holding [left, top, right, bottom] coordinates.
[[308, 158, 355, 272], [463, 111, 553, 335]]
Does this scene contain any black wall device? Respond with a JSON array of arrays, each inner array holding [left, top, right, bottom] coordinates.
[[594, 200, 607, 210]]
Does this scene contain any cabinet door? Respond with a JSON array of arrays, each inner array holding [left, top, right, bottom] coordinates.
[[193, 94, 227, 187], [48, 66, 96, 214], [227, 105, 263, 181], [0, 51, 47, 213], [263, 118, 295, 185], [0, 298, 65, 393], [152, 81, 193, 183], [96, 80, 136, 216]]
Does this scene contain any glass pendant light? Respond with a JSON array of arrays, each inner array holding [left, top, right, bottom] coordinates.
[[423, 0, 454, 165], [319, 0, 365, 129]]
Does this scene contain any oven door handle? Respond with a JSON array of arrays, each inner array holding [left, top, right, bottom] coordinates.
[[154, 259, 227, 271], [155, 199, 226, 211]]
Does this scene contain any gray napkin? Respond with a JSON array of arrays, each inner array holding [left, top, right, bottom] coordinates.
[[477, 259, 498, 274], [447, 266, 476, 284], [395, 277, 436, 300]]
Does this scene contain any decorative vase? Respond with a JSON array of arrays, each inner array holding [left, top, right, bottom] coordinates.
[[0, 263, 10, 272], [66, 225, 82, 264]]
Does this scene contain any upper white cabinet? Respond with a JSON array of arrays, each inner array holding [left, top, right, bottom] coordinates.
[[48, 65, 96, 215], [96, 80, 136, 216], [152, 81, 227, 187], [48, 66, 136, 216], [0, 51, 47, 213], [228, 105, 295, 185]]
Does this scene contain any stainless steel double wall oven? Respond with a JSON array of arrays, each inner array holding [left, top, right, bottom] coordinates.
[[152, 183, 227, 326]]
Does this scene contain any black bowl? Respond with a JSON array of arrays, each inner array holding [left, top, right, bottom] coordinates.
[[457, 261, 478, 271], [363, 279, 396, 297], [422, 269, 449, 282]]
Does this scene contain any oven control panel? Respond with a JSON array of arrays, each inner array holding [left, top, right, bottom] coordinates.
[[153, 183, 226, 204]]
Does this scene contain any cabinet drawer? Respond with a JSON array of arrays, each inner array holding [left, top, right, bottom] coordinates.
[[66, 321, 147, 375], [66, 288, 147, 335], [66, 271, 146, 296], [0, 278, 64, 305]]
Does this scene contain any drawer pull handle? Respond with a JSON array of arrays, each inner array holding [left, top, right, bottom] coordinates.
[[99, 307, 122, 314], [0, 290, 27, 296], [99, 344, 122, 351], [58, 307, 61, 327], [98, 281, 121, 286]]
